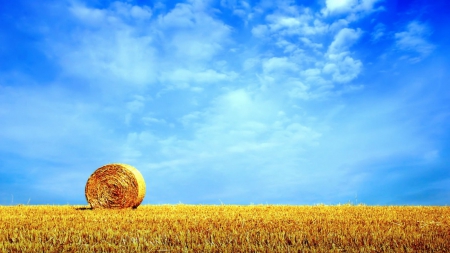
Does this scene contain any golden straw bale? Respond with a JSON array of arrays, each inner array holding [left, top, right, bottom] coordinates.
[[85, 163, 146, 209]]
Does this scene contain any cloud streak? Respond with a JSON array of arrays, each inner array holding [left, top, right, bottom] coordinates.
[[395, 21, 435, 63]]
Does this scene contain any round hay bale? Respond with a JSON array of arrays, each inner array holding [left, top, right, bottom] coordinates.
[[85, 163, 146, 209]]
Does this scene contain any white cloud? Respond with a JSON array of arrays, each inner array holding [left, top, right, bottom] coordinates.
[[328, 18, 350, 32], [323, 55, 362, 83], [70, 2, 152, 25], [269, 16, 301, 30], [59, 30, 157, 87], [395, 21, 435, 62], [158, 3, 196, 28], [160, 68, 233, 86], [233, 9, 246, 18], [180, 111, 203, 127], [302, 68, 321, 78], [126, 95, 145, 112], [142, 116, 167, 125], [275, 39, 299, 53], [372, 23, 385, 41], [313, 28, 363, 84], [185, 89, 320, 174], [262, 57, 298, 74], [300, 37, 323, 50], [251, 24, 269, 38], [288, 80, 310, 100], [265, 12, 328, 36], [358, 0, 382, 11], [51, 0, 234, 94], [125, 88, 322, 174], [243, 57, 260, 71], [219, 0, 252, 24], [52, 4, 159, 90], [328, 28, 362, 54], [70, 4, 107, 25], [247, 7, 366, 100], [130, 5, 152, 20], [157, 3, 232, 64], [325, 0, 357, 13], [324, 0, 382, 15]]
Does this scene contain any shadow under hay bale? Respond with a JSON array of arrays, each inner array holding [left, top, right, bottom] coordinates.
[[75, 206, 93, 211], [85, 163, 146, 209]]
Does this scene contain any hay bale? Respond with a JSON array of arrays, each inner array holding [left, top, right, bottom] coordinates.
[[85, 163, 146, 209]]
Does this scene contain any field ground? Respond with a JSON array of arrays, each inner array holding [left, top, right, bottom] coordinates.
[[0, 204, 449, 252]]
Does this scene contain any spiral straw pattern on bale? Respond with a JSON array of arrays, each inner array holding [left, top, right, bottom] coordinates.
[[85, 163, 146, 209]]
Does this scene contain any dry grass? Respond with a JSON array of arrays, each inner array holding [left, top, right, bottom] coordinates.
[[85, 163, 146, 209], [0, 204, 449, 252]]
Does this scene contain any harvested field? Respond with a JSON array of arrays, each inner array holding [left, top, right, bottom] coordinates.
[[0, 205, 449, 252]]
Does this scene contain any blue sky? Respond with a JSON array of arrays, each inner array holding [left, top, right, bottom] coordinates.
[[1, 0, 449, 205]]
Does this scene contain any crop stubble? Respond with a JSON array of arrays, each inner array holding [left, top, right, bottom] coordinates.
[[0, 205, 449, 252]]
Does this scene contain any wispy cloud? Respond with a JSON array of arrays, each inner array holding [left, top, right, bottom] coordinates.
[[395, 21, 435, 63], [323, 0, 383, 15], [371, 23, 385, 41]]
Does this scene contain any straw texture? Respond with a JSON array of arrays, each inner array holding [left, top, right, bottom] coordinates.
[[85, 163, 146, 209]]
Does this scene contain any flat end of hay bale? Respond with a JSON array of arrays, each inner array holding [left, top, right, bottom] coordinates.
[[85, 163, 146, 209]]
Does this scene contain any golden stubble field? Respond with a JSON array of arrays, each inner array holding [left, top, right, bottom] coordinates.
[[0, 204, 449, 252]]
